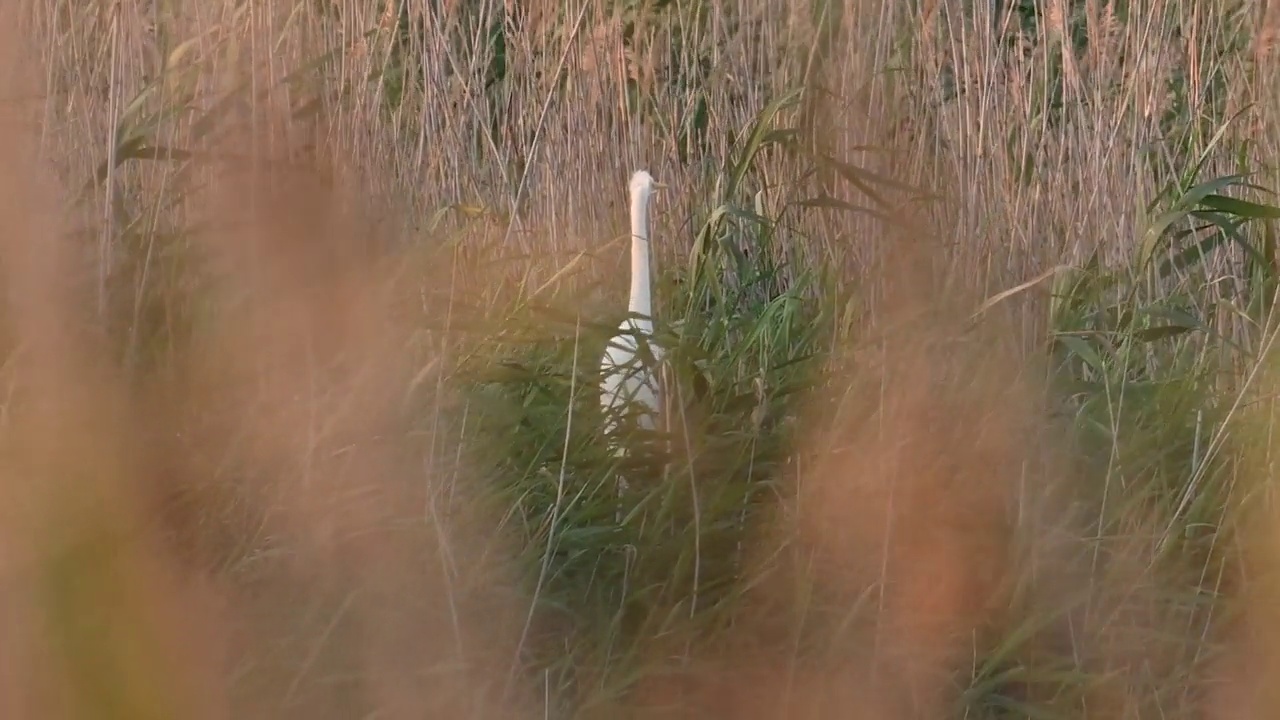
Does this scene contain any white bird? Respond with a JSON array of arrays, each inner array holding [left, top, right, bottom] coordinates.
[[600, 169, 667, 511]]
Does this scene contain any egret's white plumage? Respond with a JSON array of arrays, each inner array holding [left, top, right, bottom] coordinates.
[[600, 170, 666, 490]]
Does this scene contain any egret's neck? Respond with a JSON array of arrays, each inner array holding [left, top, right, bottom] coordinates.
[[628, 193, 652, 319]]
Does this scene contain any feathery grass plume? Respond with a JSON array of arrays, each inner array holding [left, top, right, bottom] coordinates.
[[1204, 331, 1280, 720], [0, 3, 536, 719], [156, 27, 537, 720], [615, 238, 1047, 719], [0, 4, 226, 719], [619, 227, 1228, 719]]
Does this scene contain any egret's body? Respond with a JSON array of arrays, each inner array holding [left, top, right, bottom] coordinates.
[[600, 315, 662, 433], [600, 171, 665, 496]]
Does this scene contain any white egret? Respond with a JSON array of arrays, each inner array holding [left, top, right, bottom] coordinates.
[[599, 169, 667, 509]]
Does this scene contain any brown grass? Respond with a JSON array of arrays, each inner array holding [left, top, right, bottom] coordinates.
[[622, 247, 1200, 719]]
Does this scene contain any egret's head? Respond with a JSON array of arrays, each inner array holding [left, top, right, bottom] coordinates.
[[629, 170, 666, 202]]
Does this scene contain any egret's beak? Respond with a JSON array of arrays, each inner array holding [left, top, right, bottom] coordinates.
[[653, 180, 669, 191]]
